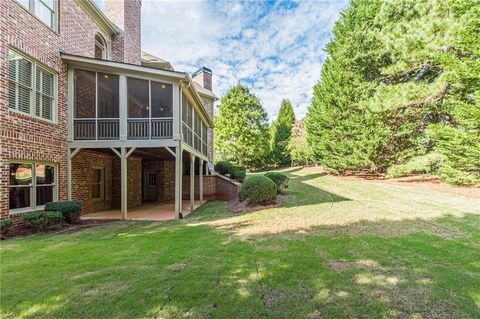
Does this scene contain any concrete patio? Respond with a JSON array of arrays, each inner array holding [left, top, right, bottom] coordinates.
[[80, 200, 201, 221]]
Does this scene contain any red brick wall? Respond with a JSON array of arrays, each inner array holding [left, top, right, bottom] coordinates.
[[111, 155, 142, 209], [105, 0, 142, 65], [71, 150, 114, 214], [0, 1, 142, 223], [183, 175, 239, 201]]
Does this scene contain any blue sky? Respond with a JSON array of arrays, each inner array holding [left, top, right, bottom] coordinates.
[[100, 0, 349, 120]]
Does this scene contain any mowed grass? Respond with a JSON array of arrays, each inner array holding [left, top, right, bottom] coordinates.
[[1, 168, 480, 319]]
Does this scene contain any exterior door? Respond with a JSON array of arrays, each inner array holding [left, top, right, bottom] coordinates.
[[144, 171, 158, 201]]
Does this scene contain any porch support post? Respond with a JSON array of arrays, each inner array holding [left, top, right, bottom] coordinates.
[[199, 159, 204, 204], [120, 147, 128, 220], [174, 145, 183, 219], [67, 148, 81, 200], [190, 153, 195, 213]]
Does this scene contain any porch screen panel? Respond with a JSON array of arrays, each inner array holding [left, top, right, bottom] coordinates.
[[127, 78, 149, 139], [74, 69, 96, 140], [74, 70, 95, 118], [127, 78, 149, 118], [97, 73, 119, 139], [151, 81, 172, 117], [97, 73, 119, 118]]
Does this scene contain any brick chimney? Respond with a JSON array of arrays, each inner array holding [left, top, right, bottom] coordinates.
[[105, 0, 142, 65], [192, 67, 213, 91]]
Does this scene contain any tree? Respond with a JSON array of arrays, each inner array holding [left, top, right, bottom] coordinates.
[[286, 120, 313, 166], [215, 85, 270, 169], [270, 99, 296, 166], [306, 0, 480, 184]]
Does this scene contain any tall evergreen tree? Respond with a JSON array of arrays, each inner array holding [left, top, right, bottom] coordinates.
[[306, 0, 480, 184], [215, 85, 270, 168], [270, 99, 296, 165]]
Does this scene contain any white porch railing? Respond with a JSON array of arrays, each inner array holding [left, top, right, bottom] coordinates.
[[127, 118, 173, 140], [74, 118, 120, 140], [73, 118, 172, 140]]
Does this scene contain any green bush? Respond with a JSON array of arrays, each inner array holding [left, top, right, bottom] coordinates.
[[437, 165, 480, 186], [264, 172, 289, 193], [230, 165, 246, 182], [0, 219, 14, 235], [386, 153, 446, 178], [21, 211, 64, 231], [45, 201, 82, 223], [239, 175, 277, 204], [215, 161, 233, 175]]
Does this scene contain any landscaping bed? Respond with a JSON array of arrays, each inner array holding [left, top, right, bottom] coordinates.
[[1, 219, 118, 240]]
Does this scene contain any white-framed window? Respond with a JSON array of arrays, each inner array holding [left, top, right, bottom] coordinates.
[[95, 34, 107, 60], [9, 161, 57, 213], [8, 49, 57, 122], [91, 167, 105, 201], [18, 0, 58, 31]]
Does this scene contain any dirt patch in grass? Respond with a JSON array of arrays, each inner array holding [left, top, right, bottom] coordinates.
[[228, 195, 285, 213]]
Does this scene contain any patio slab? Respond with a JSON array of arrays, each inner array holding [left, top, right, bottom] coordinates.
[[80, 200, 201, 221]]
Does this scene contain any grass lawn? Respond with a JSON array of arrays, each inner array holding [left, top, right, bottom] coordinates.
[[1, 168, 480, 318]]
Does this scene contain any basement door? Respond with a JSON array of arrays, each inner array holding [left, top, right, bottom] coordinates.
[[143, 171, 158, 201]]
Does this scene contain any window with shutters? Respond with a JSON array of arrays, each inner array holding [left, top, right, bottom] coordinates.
[[17, 0, 58, 31], [8, 49, 56, 122]]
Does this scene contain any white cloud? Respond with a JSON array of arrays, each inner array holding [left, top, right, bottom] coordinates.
[[141, 0, 349, 121]]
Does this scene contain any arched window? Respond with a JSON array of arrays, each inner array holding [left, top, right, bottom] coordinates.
[[94, 34, 107, 59]]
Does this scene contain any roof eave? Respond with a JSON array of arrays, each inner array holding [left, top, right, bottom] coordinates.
[[61, 53, 187, 80], [76, 0, 121, 36]]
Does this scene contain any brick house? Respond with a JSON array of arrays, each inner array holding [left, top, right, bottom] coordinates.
[[0, 0, 232, 226]]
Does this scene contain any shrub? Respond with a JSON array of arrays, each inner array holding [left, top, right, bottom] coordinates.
[[437, 165, 480, 186], [215, 160, 233, 175], [45, 201, 82, 223], [21, 211, 64, 231], [264, 172, 289, 193], [386, 153, 446, 178], [239, 175, 277, 204], [230, 165, 246, 182], [0, 219, 14, 235]]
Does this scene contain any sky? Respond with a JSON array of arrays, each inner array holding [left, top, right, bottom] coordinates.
[[100, 0, 349, 120]]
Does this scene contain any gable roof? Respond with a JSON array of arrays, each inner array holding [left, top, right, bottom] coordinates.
[[76, 0, 120, 36], [141, 51, 174, 71]]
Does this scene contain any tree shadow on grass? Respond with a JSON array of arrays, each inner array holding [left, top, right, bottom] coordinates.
[[1, 214, 479, 319], [283, 172, 350, 208]]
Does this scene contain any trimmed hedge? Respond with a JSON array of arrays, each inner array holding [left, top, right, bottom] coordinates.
[[215, 161, 233, 175], [239, 175, 277, 204], [230, 165, 246, 182], [0, 219, 13, 235], [21, 211, 63, 231], [264, 172, 289, 193], [45, 201, 82, 223]]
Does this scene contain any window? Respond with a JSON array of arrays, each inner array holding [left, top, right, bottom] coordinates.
[[9, 162, 56, 212], [8, 49, 56, 121], [91, 168, 104, 201], [18, 0, 58, 31], [95, 34, 107, 59]]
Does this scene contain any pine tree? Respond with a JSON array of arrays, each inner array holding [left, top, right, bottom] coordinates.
[[270, 99, 296, 165], [306, 0, 480, 184], [286, 120, 312, 166], [215, 85, 270, 169]]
